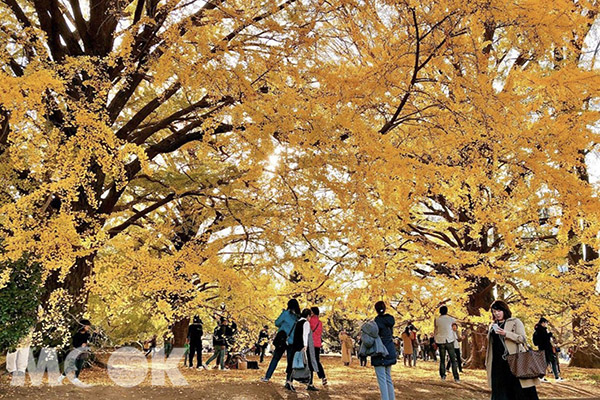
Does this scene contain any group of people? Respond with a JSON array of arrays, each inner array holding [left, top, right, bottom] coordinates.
[[395, 328, 460, 366], [184, 315, 238, 370], [260, 299, 327, 392], [43, 298, 563, 400], [354, 301, 563, 400]]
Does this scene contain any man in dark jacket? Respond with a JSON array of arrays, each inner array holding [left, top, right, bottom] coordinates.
[[187, 316, 204, 368], [534, 318, 562, 381]]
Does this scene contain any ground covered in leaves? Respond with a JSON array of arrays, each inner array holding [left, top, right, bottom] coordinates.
[[1, 354, 599, 399]]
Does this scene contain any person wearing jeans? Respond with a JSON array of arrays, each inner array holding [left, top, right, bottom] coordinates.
[[446, 323, 463, 373], [434, 306, 460, 382], [371, 301, 397, 400], [262, 299, 300, 382], [438, 342, 459, 381]]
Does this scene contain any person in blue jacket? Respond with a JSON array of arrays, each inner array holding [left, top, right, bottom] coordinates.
[[261, 299, 300, 382], [371, 301, 397, 400]]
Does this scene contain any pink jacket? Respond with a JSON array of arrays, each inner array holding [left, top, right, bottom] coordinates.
[[309, 315, 323, 348]]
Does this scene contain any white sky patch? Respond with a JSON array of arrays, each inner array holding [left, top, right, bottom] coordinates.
[[493, 48, 520, 93], [579, 15, 600, 70]]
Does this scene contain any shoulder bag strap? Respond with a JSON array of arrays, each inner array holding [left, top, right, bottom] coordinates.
[[312, 321, 321, 333]]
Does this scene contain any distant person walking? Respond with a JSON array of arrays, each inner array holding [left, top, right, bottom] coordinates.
[[257, 325, 269, 363], [205, 318, 228, 370], [163, 332, 174, 358], [421, 334, 430, 361], [401, 327, 413, 367], [429, 334, 437, 361], [144, 334, 157, 357], [309, 306, 328, 386], [187, 316, 204, 369], [446, 323, 463, 373], [262, 299, 300, 382], [434, 306, 460, 382], [410, 325, 418, 366], [486, 300, 540, 400], [372, 301, 397, 400], [533, 317, 562, 381], [339, 331, 354, 366]]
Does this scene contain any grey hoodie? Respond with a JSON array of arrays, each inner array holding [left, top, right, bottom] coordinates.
[[359, 321, 388, 357]]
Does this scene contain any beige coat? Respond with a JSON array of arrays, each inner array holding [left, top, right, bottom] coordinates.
[[485, 317, 540, 389], [339, 332, 353, 364]]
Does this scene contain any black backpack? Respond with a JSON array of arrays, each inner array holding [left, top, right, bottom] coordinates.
[[532, 329, 539, 347], [273, 330, 287, 349]]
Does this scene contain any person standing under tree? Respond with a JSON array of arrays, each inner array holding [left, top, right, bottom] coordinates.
[[401, 327, 413, 367], [371, 301, 397, 400], [434, 306, 460, 382], [205, 318, 228, 370], [187, 316, 205, 369], [486, 300, 540, 400], [533, 317, 562, 382], [410, 325, 418, 366], [144, 334, 157, 357], [429, 334, 437, 361], [257, 325, 269, 363], [339, 330, 353, 366], [421, 334, 430, 361], [309, 306, 328, 386], [446, 323, 464, 373], [163, 331, 174, 358], [286, 308, 320, 392], [261, 299, 300, 382]]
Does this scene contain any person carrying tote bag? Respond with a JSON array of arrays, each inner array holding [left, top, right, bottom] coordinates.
[[499, 332, 546, 380], [485, 300, 540, 400]]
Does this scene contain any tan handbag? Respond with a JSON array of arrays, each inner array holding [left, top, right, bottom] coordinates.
[[499, 333, 546, 379]]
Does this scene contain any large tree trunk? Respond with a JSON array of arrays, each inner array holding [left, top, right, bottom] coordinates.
[[567, 239, 600, 368], [464, 277, 495, 369], [172, 317, 190, 347], [570, 345, 600, 368], [40, 253, 95, 319]]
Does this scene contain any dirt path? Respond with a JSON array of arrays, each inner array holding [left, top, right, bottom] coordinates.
[[1, 355, 598, 399]]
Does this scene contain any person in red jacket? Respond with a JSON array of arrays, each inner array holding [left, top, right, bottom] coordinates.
[[309, 307, 328, 387]]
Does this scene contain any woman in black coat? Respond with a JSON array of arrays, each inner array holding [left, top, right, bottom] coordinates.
[[371, 301, 396, 400]]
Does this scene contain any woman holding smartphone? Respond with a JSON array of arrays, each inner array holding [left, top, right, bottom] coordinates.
[[486, 300, 540, 400]]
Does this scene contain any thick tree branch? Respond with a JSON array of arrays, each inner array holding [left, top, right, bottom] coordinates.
[[115, 81, 182, 139]]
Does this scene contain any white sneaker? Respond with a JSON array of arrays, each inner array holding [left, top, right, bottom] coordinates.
[[72, 377, 92, 387], [57, 375, 66, 385], [541, 377, 549, 382]]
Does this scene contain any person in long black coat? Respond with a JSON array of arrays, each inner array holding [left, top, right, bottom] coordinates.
[[187, 316, 204, 368], [533, 318, 561, 380]]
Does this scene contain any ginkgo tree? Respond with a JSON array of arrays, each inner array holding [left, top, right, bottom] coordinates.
[[2, 0, 600, 368]]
